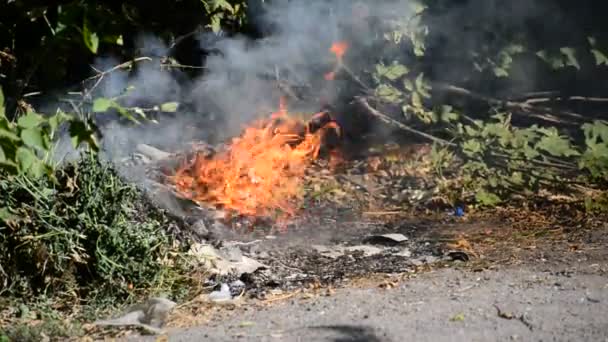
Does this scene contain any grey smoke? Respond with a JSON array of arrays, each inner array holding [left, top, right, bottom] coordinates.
[[53, 0, 556, 168], [90, 0, 411, 165]]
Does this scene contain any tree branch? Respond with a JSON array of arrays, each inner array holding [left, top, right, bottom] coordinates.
[[356, 96, 456, 147]]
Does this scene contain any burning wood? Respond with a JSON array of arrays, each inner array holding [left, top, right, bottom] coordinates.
[[169, 99, 342, 221]]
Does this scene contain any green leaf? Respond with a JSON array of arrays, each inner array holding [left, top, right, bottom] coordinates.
[[17, 111, 44, 129], [411, 92, 423, 108], [560, 47, 580, 70], [0, 207, 15, 222], [376, 62, 409, 81], [450, 313, 465, 322], [464, 125, 479, 137], [209, 14, 223, 33], [536, 134, 579, 157], [475, 190, 502, 206], [414, 73, 431, 98], [83, 18, 99, 54], [591, 49, 608, 66], [0, 86, 5, 118], [27, 159, 46, 178], [211, 0, 235, 13], [510, 172, 524, 186], [92, 98, 113, 112], [16, 146, 37, 172], [0, 126, 20, 141], [69, 121, 99, 151], [463, 139, 483, 157], [536, 50, 565, 69], [493, 67, 509, 78], [21, 128, 45, 150], [375, 84, 403, 104], [522, 145, 540, 159], [411, 1, 427, 14], [583, 121, 608, 145], [48, 110, 71, 135], [160, 102, 180, 113], [588, 36, 597, 47], [403, 79, 414, 92]]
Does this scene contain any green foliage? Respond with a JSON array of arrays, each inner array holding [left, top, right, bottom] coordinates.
[[202, 0, 248, 33], [579, 121, 608, 181], [0, 154, 192, 302], [0, 87, 100, 178], [473, 44, 526, 77], [450, 114, 608, 206], [429, 144, 454, 177], [1, 88, 65, 177], [365, 1, 608, 208]]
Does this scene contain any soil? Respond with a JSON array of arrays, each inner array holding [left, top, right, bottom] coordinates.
[[112, 142, 608, 341], [114, 211, 608, 342]]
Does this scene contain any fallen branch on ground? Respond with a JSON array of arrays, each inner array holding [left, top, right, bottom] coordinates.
[[356, 96, 456, 147], [435, 83, 584, 125]]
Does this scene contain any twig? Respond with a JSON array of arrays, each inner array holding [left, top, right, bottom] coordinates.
[[83, 57, 153, 97], [489, 152, 577, 171], [0, 51, 16, 62], [356, 96, 456, 147], [263, 290, 300, 303], [519, 95, 608, 104], [169, 27, 204, 51], [435, 83, 583, 125], [362, 211, 403, 216], [340, 63, 374, 93]]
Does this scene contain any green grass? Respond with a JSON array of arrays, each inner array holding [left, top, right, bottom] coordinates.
[[0, 153, 198, 340]]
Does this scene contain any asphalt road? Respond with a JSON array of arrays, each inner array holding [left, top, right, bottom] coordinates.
[[131, 262, 608, 342]]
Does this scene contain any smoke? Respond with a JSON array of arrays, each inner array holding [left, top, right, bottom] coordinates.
[[59, 0, 564, 174], [87, 1, 414, 164]]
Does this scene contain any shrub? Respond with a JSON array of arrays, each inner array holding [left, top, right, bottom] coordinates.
[[0, 153, 191, 303]]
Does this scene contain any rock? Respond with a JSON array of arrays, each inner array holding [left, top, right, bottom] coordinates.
[[394, 248, 412, 257], [190, 220, 209, 238], [93, 297, 176, 334], [219, 246, 243, 262], [230, 280, 246, 297], [343, 245, 384, 256], [363, 233, 408, 246], [447, 251, 470, 262], [136, 144, 172, 161], [312, 244, 384, 259]]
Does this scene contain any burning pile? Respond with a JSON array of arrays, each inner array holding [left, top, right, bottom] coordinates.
[[171, 98, 341, 220], [170, 41, 349, 221]]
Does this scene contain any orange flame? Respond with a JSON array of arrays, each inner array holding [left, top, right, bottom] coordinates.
[[172, 98, 341, 220], [325, 41, 349, 81], [330, 41, 349, 62]]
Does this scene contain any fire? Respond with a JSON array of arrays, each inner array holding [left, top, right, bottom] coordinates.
[[330, 41, 349, 62], [325, 41, 349, 81], [172, 99, 341, 220]]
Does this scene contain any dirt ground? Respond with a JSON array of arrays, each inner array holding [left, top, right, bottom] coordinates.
[[120, 211, 608, 342]]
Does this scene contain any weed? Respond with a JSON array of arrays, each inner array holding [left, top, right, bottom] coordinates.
[[0, 152, 197, 339]]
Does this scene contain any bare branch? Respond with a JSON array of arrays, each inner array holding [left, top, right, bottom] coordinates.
[[356, 96, 456, 147]]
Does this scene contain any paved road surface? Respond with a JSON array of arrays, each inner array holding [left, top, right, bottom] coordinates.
[[132, 262, 608, 342]]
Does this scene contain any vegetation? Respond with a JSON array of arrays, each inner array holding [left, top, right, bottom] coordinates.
[[1, 0, 608, 339], [365, 0, 608, 208]]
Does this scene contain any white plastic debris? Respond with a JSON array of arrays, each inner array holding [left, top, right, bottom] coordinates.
[[188, 243, 266, 276], [208, 283, 233, 302]]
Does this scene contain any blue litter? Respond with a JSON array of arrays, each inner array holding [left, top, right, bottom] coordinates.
[[455, 206, 464, 217]]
